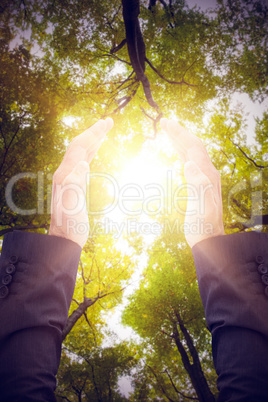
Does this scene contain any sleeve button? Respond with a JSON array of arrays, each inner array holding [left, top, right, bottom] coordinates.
[[261, 274, 268, 286], [5, 264, 16, 274], [9, 255, 18, 264], [256, 255, 265, 264], [258, 264, 268, 275], [2, 274, 12, 285], [0, 285, 9, 298]]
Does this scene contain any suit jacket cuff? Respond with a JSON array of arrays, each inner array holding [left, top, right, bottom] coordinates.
[[0, 230, 81, 339], [192, 232, 268, 337]]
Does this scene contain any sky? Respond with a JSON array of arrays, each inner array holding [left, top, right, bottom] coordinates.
[[187, 0, 218, 10], [7, 0, 268, 397]]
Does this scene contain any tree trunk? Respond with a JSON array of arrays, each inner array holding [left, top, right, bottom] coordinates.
[[176, 311, 215, 401], [121, 0, 159, 109], [172, 322, 215, 402]]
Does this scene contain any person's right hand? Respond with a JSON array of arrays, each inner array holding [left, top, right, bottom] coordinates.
[[49, 118, 114, 248], [160, 118, 225, 248]]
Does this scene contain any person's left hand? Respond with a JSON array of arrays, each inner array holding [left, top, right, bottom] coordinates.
[[160, 117, 225, 248], [49, 118, 114, 248]]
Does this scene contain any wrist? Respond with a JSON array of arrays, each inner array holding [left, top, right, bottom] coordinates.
[[186, 222, 225, 248]]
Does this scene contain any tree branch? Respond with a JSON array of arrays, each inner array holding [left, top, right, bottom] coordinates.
[[220, 149, 236, 177], [0, 112, 26, 174], [63, 288, 126, 340], [164, 369, 198, 400], [161, 329, 173, 338], [140, 106, 163, 138], [147, 365, 175, 402], [229, 138, 267, 169], [181, 59, 199, 80], [145, 57, 197, 87], [83, 311, 97, 346], [95, 45, 131, 65], [110, 87, 138, 115], [110, 38, 127, 54], [114, 70, 135, 92], [172, 320, 215, 401], [157, 0, 174, 28], [56, 396, 72, 402], [148, 0, 157, 10], [62, 298, 98, 341], [121, 0, 161, 111], [89, 361, 101, 401]]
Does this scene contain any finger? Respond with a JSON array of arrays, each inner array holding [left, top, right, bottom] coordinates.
[[65, 117, 113, 161], [161, 118, 196, 152], [63, 160, 90, 187], [56, 117, 113, 182], [186, 146, 222, 204], [161, 118, 220, 198], [52, 160, 89, 208], [84, 116, 113, 164], [58, 160, 90, 212], [70, 117, 113, 150], [161, 118, 208, 164], [161, 118, 213, 169], [184, 161, 216, 214], [161, 118, 187, 162]]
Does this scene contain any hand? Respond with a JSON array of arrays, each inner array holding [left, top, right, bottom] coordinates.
[[49, 118, 114, 248], [160, 118, 225, 248]]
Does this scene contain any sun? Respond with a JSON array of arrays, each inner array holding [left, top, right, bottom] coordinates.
[[118, 131, 180, 187], [102, 132, 183, 238]]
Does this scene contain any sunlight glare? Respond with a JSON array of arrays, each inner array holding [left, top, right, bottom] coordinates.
[[102, 132, 183, 249], [62, 115, 80, 127], [118, 132, 178, 187]]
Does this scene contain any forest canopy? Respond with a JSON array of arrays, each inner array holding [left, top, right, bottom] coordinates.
[[0, 0, 267, 400]]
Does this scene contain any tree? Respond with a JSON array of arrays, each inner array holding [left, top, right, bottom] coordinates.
[[122, 231, 218, 400], [1, 0, 268, 398], [1, 0, 267, 234], [62, 233, 135, 346], [2, 0, 267, 128], [53, 233, 137, 399], [56, 343, 134, 401], [203, 100, 268, 233], [0, 37, 74, 234], [214, 0, 268, 101]]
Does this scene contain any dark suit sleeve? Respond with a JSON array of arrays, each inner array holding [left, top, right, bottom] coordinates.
[[192, 232, 268, 402], [0, 230, 81, 402]]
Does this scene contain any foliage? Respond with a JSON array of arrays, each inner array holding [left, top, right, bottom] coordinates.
[[63, 233, 135, 347], [123, 231, 218, 400], [1, 0, 268, 398], [0, 37, 72, 233], [203, 100, 268, 232], [56, 343, 133, 401]]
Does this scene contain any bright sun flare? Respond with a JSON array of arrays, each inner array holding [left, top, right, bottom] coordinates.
[[104, 133, 183, 240], [118, 132, 179, 186]]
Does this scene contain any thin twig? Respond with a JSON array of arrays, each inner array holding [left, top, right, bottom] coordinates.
[[140, 106, 163, 138], [229, 138, 267, 169], [164, 369, 198, 400], [146, 57, 197, 87]]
